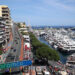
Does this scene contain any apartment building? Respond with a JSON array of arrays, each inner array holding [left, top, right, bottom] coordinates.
[[0, 17, 6, 47], [0, 5, 12, 41], [17, 22, 26, 28]]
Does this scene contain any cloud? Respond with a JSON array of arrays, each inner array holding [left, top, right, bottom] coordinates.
[[42, 0, 75, 11], [65, 0, 75, 3]]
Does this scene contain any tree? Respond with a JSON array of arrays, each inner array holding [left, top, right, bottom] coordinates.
[[29, 32, 60, 62], [18, 24, 21, 28], [36, 46, 60, 62], [21, 32, 28, 35]]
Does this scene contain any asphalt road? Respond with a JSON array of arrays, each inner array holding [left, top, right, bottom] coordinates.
[[2, 23, 22, 75], [10, 23, 21, 74]]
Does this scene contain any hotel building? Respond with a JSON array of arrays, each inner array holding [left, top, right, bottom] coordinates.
[[0, 5, 12, 41], [0, 17, 6, 46]]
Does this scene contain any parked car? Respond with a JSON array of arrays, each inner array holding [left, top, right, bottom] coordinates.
[[8, 54, 15, 59], [36, 66, 43, 75], [8, 53, 12, 57], [13, 49, 16, 52], [10, 56, 15, 60], [42, 70, 50, 75], [22, 66, 29, 73]]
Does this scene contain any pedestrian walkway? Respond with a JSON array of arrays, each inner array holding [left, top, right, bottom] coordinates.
[[31, 70, 36, 75], [19, 38, 24, 70], [19, 38, 26, 75]]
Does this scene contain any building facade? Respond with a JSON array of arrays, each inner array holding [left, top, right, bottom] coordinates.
[[0, 17, 6, 47], [0, 5, 12, 41]]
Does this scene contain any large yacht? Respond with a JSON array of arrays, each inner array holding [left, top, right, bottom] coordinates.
[[39, 28, 75, 53]]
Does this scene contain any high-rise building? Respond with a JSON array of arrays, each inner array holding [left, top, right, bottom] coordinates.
[[0, 5, 12, 41], [0, 17, 6, 47]]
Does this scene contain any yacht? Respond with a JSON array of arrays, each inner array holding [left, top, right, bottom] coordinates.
[[39, 28, 75, 53]]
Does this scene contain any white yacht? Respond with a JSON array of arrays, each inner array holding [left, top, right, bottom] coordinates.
[[39, 28, 75, 53], [57, 35, 75, 53]]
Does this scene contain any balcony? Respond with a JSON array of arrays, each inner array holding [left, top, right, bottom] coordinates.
[[6, 29, 10, 32], [6, 21, 11, 24], [2, 8, 9, 14], [0, 38, 4, 43], [2, 16, 9, 19], [2, 11, 9, 13], [0, 25, 5, 28], [0, 29, 4, 31], [6, 35, 10, 39], [4, 18, 9, 20], [5, 25, 10, 28], [6, 23, 11, 26], [6, 19, 10, 22], [0, 21, 5, 24], [2, 8, 9, 11], [0, 29, 5, 31], [5, 28, 11, 32], [0, 35, 3, 38], [0, 32, 4, 35], [0, 37, 4, 43]]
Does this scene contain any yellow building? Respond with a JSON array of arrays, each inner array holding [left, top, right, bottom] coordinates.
[[18, 22, 26, 28], [20, 23, 26, 28], [0, 5, 12, 41]]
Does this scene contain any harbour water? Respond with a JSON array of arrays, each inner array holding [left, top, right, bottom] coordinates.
[[38, 37, 69, 64], [33, 26, 75, 64]]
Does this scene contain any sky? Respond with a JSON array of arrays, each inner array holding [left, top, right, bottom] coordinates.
[[0, 0, 75, 26]]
